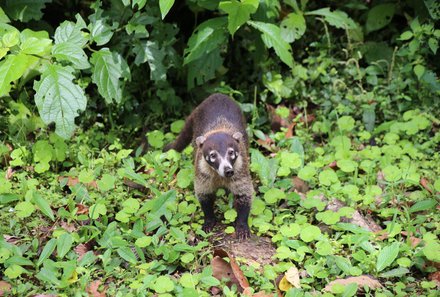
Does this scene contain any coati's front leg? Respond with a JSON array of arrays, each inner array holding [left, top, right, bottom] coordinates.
[[198, 193, 217, 233], [234, 195, 251, 239]]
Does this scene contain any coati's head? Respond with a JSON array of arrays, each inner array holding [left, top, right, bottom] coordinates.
[[196, 132, 242, 178]]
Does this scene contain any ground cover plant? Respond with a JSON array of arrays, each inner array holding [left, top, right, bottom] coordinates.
[[0, 0, 439, 296]]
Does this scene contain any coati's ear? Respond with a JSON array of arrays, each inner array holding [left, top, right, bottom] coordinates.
[[196, 136, 206, 147], [232, 132, 243, 142]]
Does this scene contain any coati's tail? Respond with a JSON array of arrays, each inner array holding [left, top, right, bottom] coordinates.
[[163, 117, 194, 152]]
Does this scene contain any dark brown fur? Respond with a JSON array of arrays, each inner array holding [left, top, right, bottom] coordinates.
[[164, 94, 253, 239]]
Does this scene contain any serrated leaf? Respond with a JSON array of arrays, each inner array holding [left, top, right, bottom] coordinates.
[[248, 21, 294, 68], [0, 54, 29, 96], [159, 0, 175, 19], [54, 20, 87, 47], [57, 233, 73, 258], [280, 12, 306, 43], [184, 17, 228, 65], [37, 238, 56, 266], [376, 242, 399, 272], [219, 0, 259, 36], [33, 64, 87, 139], [366, 4, 395, 33], [90, 19, 115, 46], [409, 199, 437, 213], [117, 247, 138, 264], [32, 192, 54, 221], [90, 48, 131, 104], [133, 40, 166, 81], [52, 42, 90, 70], [187, 47, 224, 89], [3, 0, 51, 22], [307, 8, 356, 29]]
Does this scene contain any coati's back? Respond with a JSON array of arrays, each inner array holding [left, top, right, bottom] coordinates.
[[192, 94, 247, 141], [164, 94, 247, 152]]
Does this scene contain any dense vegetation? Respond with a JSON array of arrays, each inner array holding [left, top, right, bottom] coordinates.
[[0, 0, 439, 296]]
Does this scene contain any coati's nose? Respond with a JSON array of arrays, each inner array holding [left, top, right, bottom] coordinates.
[[224, 167, 234, 177]]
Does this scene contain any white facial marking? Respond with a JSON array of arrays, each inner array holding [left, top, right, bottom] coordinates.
[[217, 153, 232, 177], [209, 150, 217, 163], [228, 148, 235, 160]]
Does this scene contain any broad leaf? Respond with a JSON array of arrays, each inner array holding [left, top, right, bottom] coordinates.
[[219, 0, 259, 36], [117, 247, 138, 264], [0, 53, 28, 96], [376, 242, 399, 272], [183, 17, 228, 65], [366, 4, 395, 33], [52, 42, 90, 69], [57, 233, 73, 258], [90, 48, 131, 104], [187, 48, 224, 89], [159, 0, 175, 20], [33, 65, 87, 139], [3, 0, 51, 22], [306, 8, 357, 29], [54, 19, 88, 47], [133, 40, 167, 81], [280, 12, 306, 43], [37, 239, 56, 266], [32, 191, 55, 221], [248, 21, 294, 68]]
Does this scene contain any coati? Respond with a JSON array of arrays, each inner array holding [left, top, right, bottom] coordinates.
[[164, 93, 254, 239]]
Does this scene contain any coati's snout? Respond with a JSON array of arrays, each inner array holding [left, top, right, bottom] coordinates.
[[196, 131, 242, 178]]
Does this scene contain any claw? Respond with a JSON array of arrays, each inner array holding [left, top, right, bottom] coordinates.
[[235, 224, 250, 240], [202, 219, 217, 233]]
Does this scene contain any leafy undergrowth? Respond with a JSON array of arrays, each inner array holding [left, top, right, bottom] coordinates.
[[1, 105, 439, 297]]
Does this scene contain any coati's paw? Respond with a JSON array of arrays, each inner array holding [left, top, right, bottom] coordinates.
[[235, 224, 251, 240], [202, 219, 217, 233]]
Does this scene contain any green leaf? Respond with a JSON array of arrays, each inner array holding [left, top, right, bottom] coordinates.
[[89, 203, 107, 219], [300, 225, 321, 242], [15, 201, 35, 218], [0, 7, 10, 23], [382, 165, 401, 182], [187, 48, 224, 89], [97, 174, 116, 192], [33, 64, 87, 139], [177, 168, 193, 189], [117, 247, 138, 264], [147, 130, 165, 148], [181, 253, 195, 263], [224, 209, 237, 221], [37, 238, 56, 266], [280, 12, 306, 43], [399, 31, 413, 41], [264, 188, 286, 204], [57, 233, 73, 258], [171, 120, 185, 133], [159, 0, 175, 19], [135, 236, 152, 248], [0, 54, 29, 96], [376, 242, 400, 272], [4, 264, 24, 279], [153, 275, 175, 293], [409, 199, 437, 213], [89, 19, 115, 46], [133, 40, 167, 81], [54, 19, 87, 47], [184, 17, 228, 65], [248, 21, 294, 68], [366, 4, 395, 33], [0, 194, 20, 204], [3, 0, 51, 22], [319, 169, 339, 186], [122, 198, 140, 214], [413, 65, 425, 80], [337, 159, 357, 173], [298, 166, 316, 181], [423, 241, 440, 262], [219, 0, 259, 36], [90, 48, 131, 104], [337, 116, 355, 132], [52, 42, 90, 70], [306, 8, 357, 29], [32, 192, 54, 221]]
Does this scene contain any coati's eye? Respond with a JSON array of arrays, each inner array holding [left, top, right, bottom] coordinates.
[[209, 152, 216, 159], [228, 149, 235, 156]]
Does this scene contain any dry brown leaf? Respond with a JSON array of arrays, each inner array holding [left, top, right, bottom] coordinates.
[[74, 243, 90, 261], [76, 204, 89, 215], [212, 249, 250, 292], [87, 280, 106, 297], [243, 287, 276, 297], [60, 221, 77, 233], [3, 235, 20, 245], [428, 271, 440, 285], [285, 266, 300, 288], [58, 176, 98, 189], [324, 275, 382, 292], [33, 295, 57, 297], [401, 231, 422, 248], [292, 177, 309, 194], [0, 281, 11, 296], [5, 167, 14, 180], [284, 122, 296, 139], [420, 178, 433, 194]]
